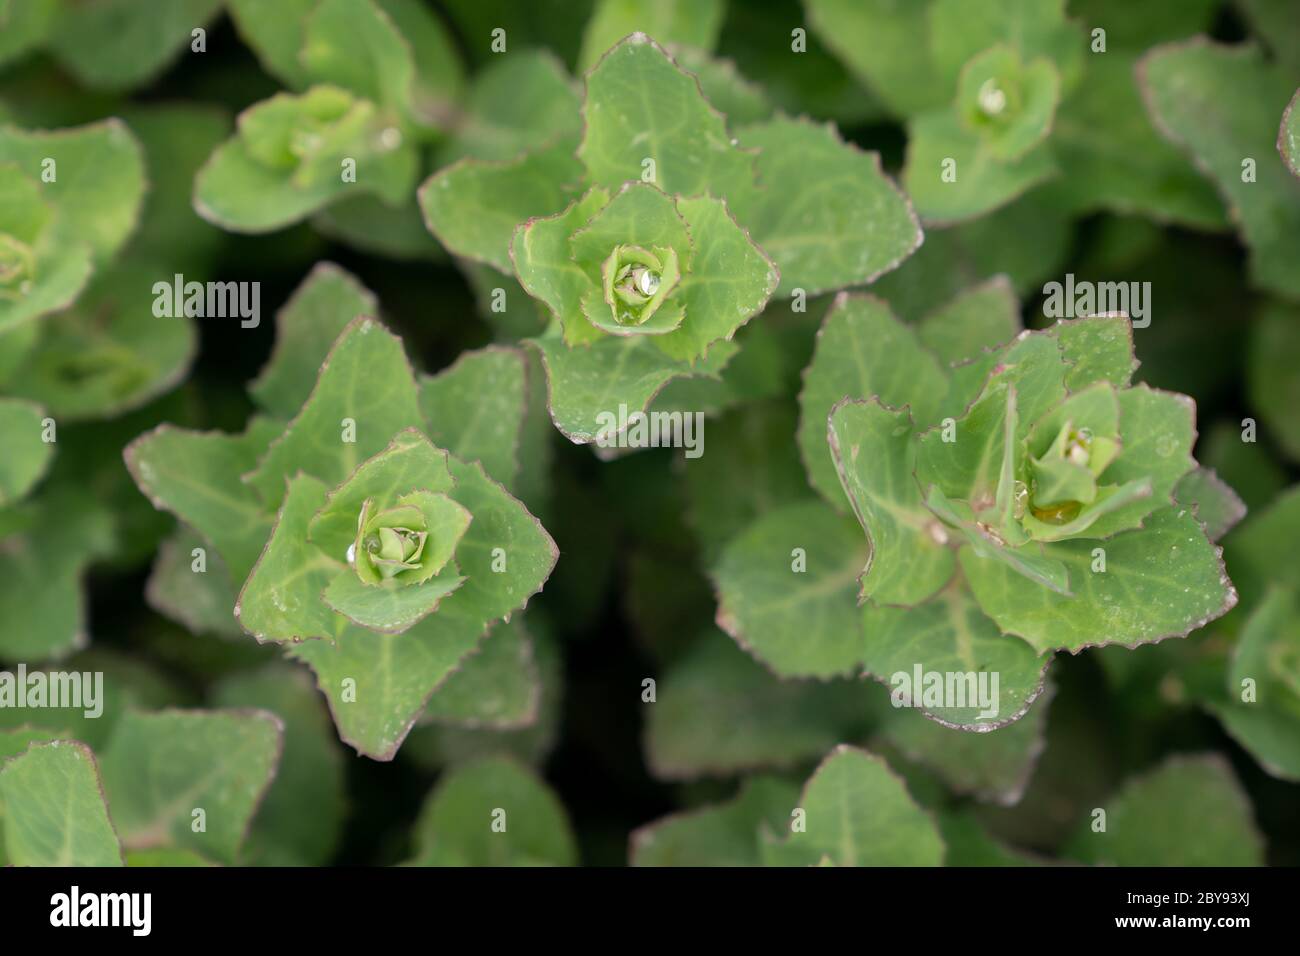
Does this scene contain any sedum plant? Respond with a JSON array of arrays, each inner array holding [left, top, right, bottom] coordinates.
[[126, 298, 557, 760], [709, 296, 1239, 731], [422, 33, 921, 443], [195, 0, 463, 233]]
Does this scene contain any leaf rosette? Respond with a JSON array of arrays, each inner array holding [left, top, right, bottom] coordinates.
[[194, 0, 461, 232], [513, 181, 777, 361], [823, 311, 1237, 660], [126, 312, 558, 758], [0, 119, 146, 335]]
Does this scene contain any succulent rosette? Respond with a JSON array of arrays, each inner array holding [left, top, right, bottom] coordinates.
[[194, 0, 455, 233], [127, 316, 558, 758], [0, 118, 146, 334], [827, 314, 1237, 663], [696, 303, 1248, 733], [512, 181, 777, 360], [0, 169, 82, 329]]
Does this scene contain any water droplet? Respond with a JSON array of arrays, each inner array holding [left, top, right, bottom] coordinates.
[[978, 78, 1007, 116]]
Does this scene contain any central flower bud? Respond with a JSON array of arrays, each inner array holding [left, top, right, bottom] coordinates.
[[601, 244, 680, 327], [351, 498, 433, 586], [365, 525, 427, 578]]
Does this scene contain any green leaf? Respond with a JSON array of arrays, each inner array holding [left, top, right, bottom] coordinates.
[[926, 0, 1085, 94], [0, 741, 123, 866], [213, 665, 347, 866], [407, 756, 577, 865], [1211, 698, 1300, 784], [670, 46, 772, 127], [1068, 0, 1219, 51], [1048, 50, 1227, 228], [803, 0, 950, 117], [312, 193, 445, 260], [0, 397, 53, 506], [0, 0, 57, 69], [917, 381, 1019, 524], [227, 0, 316, 87], [1140, 39, 1300, 300], [870, 191, 1070, 318], [245, 317, 425, 508], [1247, 301, 1300, 463], [875, 681, 1051, 802], [799, 294, 948, 509], [651, 193, 779, 360], [1225, 485, 1300, 608], [684, 402, 809, 563], [711, 499, 866, 679], [1209, 589, 1300, 779], [251, 263, 380, 420], [422, 616, 541, 729], [402, 615, 562, 768], [962, 506, 1236, 653], [420, 133, 585, 272], [126, 847, 215, 867], [730, 116, 922, 297], [938, 809, 1043, 866], [145, 525, 242, 637], [125, 417, 283, 584], [916, 275, 1021, 366], [237, 474, 345, 644], [1175, 467, 1246, 542], [1282, 89, 1300, 178], [579, 0, 725, 71], [48, 0, 222, 91], [436, 51, 580, 165], [1048, 313, 1138, 390], [512, 187, 614, 343], [301, 0, 416, 117], [323, 561, 465, 634], [827, 398, 956, 606], [1064, 754, 1264, 866], [0, 486, 115, 661], [645, 630, 870, 779], [1228, 587, 1300, 716], [862, 585, 1048, 730], [578, 34, 755, 198], [440, 456, 559, 625], [0, 649, 182, 751], [5, 259, 197, 421], [760, 745, 944, 866], [904, 110, 1058, 225], [528, 326, 731, 444], [101, 709, 283, 865], [630, 775, 799, 866], [1080, 383, 1196, 539], [373, 0, 465, 127], [0, 119, 146, 262], [419, 347, 528, 489]]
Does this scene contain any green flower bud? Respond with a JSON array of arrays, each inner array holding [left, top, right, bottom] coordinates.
[[600, 244, 680, 327], [347, 490, 471, 589], [240, 85, 378, 189], [351, 499, 430, 586]]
